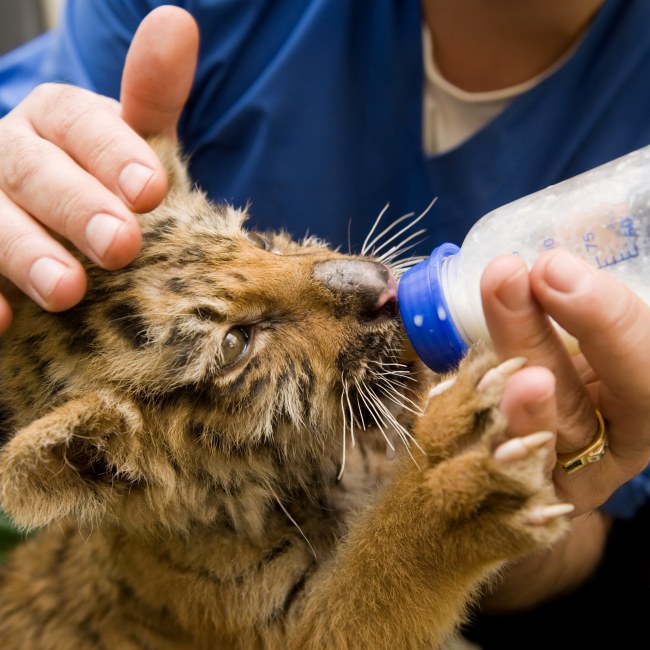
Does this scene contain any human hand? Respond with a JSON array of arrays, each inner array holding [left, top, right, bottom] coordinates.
[[481, 250, 650, 515], [473, 249, 650, 611], [0, 5, 199, 333]]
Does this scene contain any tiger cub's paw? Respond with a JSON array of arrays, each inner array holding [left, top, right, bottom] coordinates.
[[417, 345, 572, 555]]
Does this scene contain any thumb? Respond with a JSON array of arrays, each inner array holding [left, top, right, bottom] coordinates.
[[120, 6, 199, 138]]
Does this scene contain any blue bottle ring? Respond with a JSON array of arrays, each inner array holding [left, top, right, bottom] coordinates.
[[397, 243, 468, 373]]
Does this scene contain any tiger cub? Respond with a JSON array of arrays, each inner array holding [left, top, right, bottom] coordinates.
[[0, 138, 568, 650]]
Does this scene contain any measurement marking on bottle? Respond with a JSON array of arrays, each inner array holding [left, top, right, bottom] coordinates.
[[595, 241, 640, 269]]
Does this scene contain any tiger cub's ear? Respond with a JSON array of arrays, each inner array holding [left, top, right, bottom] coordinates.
[[0, 392, 143, 530], [147, 135, 192, 195]]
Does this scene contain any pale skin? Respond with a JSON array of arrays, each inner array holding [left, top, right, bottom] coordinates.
[[1, 1, 650, 613]]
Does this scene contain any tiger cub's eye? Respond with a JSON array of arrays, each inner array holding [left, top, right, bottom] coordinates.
[[222, 328, 249, 366]]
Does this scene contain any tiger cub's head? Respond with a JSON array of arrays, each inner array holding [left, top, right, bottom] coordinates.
[[0, 138, 426, 532]]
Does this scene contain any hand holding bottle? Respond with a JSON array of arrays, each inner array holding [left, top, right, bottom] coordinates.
[[472, 250, 650, 610], [0, 6, 198, 333], [482, 250, 650, 514]]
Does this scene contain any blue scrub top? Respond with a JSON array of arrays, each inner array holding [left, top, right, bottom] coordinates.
[[4, 0, 650, 253], [1, 0, 650, 517]]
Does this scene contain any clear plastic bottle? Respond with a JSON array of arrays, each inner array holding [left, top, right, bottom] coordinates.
[[398, 144, 650, 372]]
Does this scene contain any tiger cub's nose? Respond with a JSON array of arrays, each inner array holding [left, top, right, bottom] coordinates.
[[312, 259, 398, 322]]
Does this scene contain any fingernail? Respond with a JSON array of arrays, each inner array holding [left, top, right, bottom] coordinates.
[[86, 213, 126, 260], [29, 257, 71, 302], [118, 162, 155, 204], [544, 250, 592, 294], [494, 265, 530, 311]]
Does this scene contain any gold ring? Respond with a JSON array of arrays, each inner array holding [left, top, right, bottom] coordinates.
[[557, 409, 608, 474]]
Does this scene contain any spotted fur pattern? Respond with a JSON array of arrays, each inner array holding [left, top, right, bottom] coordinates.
[[0, 139, 568, 649]]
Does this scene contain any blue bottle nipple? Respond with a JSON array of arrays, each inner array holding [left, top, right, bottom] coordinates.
[[397, 243, 468, 373]]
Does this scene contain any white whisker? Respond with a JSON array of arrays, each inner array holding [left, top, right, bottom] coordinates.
[[338, 387, 348, 481], [376, 237, 430, 271], [371, 227, 428, 260], [271, 489, 317, 559], [364, 383, 413, 442], [366, 198, 436, 259], [361, 203, 392, 256], [368, 359, 412, 374], [389, 257, 427, 273], [374, 377, 423, 416], [365, 385, 425, 465], [363, 210, 416, 255], [354, 391, 367, 431], [354, 381, 396, 451], [343, 379, 357, 449]]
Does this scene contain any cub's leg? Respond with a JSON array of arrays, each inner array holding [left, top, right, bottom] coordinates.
[[414, 344, 569, 560], [290, 345, 570, 650]]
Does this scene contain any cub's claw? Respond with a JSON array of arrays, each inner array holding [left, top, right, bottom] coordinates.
[[476, 356, 527, 393], [424, 355, 528, 410], [526, 503, 575, 525], [427, 377, 456, 399], [494, 431, 555, 463]]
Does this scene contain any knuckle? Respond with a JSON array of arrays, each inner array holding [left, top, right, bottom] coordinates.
[[513, 321, 559, 358], [32, 86, 127, 180], [49, 95, 98, 146], [11, 82, 58, 114], [26, 81, 63, 105], [21, 83, 95, 150], [23, 83, 83, 120], [83, 130, 127, 177], [0, 227, 37, 274], [0, 129, 46, 197], [51, 186, 98, 240], [582, 287, 639, 347]]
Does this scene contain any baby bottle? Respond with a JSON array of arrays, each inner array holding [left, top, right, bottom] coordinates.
[[398, 144, 650, 372]]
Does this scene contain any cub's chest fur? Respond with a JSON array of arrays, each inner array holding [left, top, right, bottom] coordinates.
[[0, 139, 569, 650]]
